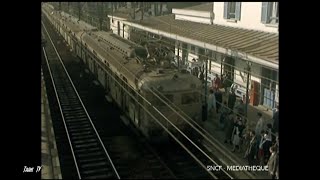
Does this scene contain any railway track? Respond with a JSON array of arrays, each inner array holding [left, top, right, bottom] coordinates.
[[41, 10, 235, 179], [42, 22, 120, 179]]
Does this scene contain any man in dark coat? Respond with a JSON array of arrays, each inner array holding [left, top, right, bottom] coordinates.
[[245, 130, 257, 166], [228, 91, 237, 111], [273, 105, 279, 133], [267, 146, 279, 179], [224, 113, 235, 144], [215, 91, 223, 113]]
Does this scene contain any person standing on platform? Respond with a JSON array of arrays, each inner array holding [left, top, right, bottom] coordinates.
[[255, 112, 265, 139], [228, 91, 237, 111], [235, 99, 245, 117], [207, 89, 216, 119], [224, 113, 235, 144], [219, 101, 228, 130], [263, 132, 273, 165], [273, 105, 279, 133], [245, 130, 257, 166], [267, 146, 279, 179], [215, 90, 223, 113], [213, 74, 221, 91]]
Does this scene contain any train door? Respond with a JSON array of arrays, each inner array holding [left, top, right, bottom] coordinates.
[[83, 48, 88, 65], [76, 43, 81, 58], [105, 67, 110, 93], [98, 66, 105, 88], [63, 29, 67, 40], [114, 75, 121, 106], [128, 89, 136, 125], [131, 90, 140, 127], [86, 55, 91, 71], [89, 57, 94, 73], [93, 60, 97, 78], [67, 34, 71, 46], [70, 37, 73, 51], [121, 77, 129, 113]]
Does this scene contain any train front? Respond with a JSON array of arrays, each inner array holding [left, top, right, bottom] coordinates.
[[140, 70, 203, 142]]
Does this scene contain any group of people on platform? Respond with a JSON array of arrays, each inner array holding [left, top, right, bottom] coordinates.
[[205, 73, 279, 179]]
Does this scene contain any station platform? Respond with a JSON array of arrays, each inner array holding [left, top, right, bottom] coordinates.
[[202, 102, 274, 179], [41, 70, 62, 179]]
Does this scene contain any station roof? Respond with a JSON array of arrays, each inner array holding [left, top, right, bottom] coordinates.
[[125, 14, 278, 65]]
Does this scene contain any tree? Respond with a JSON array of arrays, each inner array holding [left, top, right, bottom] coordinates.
[[160, 3, 163, 16], [78, 2, 81, 21], [140, 2, 144, 20], [132, 2, 136, 20], [154, 3, 157, 16]]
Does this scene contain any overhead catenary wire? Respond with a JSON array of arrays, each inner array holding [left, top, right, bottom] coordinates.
[[53, 7, 278, 136]]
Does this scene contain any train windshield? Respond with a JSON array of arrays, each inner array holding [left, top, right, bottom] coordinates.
[[152, 94, 174, 106], [181, 92, 199, 105], [135, 47, 148, 59]]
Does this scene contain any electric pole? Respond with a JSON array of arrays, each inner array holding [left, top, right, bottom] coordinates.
[[245, 62, 251, 126]]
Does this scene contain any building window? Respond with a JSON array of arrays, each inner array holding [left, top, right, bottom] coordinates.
[[224, 2, 241, 20], [261, 2, 279, 24], [191, 45, 195, 54]]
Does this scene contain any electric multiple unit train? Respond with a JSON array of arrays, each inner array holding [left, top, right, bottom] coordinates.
[[42, 4, 203, 141]]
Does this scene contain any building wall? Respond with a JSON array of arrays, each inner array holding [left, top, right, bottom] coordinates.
[[173, 8, 212, 24], [213, 2, 278, 33], [173, 9, 211, 19], [110, 18, 130, 39], [175, 14, 211, 24]]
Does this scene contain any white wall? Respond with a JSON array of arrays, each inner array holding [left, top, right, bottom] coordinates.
[[173, 9, 211, 18], [173, 9, 212, 25], [110, 18, 130, 39], [124, 25, 130, 39], [110, 18, 117, 34], [213, 2, 278, 33], [175, 14, 211, 24]]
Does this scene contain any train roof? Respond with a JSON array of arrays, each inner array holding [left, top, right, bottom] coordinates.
[[60, 11, 97, 31], [83, 32, 202, 91], [140, 71, 202, 92], [83, 33, 144, 88], [94, 31, 139, 49]]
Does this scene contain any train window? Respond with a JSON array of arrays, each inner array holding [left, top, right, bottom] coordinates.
[[181, 92, 199, 105], [165, 94, 174, 103]]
